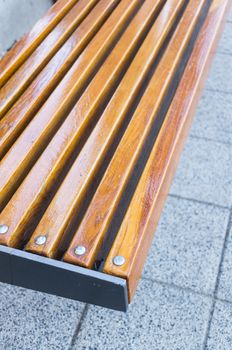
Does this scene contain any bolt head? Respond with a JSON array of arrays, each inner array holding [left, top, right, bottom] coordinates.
[[74, 245, 86, 256], [35, 235, 47, 245], [113, 255, 125, 266], [0, 224, 9, 234]]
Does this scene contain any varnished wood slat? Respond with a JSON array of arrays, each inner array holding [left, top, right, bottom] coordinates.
[[63, 0, 208, 268], [0, 0, 99, 117], [0, 0, 163, 247], [103, 0, 231, 301], [0, 0, 78, 87], [0, 0, 118, 159], [0, 0, 141, 210], [26, 0, 185, 258]]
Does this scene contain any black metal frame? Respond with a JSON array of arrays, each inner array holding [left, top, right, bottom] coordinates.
[[0, 245, 128, 311]]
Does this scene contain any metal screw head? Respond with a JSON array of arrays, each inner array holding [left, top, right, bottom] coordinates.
[[35, 235, 47, 245], [74, 245, 86, 256], [0, 224, 8, 234], [113, 255, 125, 266]]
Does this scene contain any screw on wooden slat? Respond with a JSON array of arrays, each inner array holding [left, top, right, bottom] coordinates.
[[0, 224, 8, 234], [74, 245, 86, 256], [35, 235, 47, 245], [113, 256, 125, 266]]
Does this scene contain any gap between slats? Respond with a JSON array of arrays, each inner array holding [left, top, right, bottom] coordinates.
[[0, 0, 101, 117], [25, 0, 184, 259], [0, 0, 80, 87], [0, 0, 165, 248], [103, 0, 230, 301], [0, 0, 120, 159], [60, 0, 211, 268], [0, 0, 211, 265], [94, 0, 212, 270], [0, 0, 144, 211], [0, 0, 187, 254]]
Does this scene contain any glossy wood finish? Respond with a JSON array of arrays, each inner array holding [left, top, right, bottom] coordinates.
[[0, 0, 99, 117], [0, 0, 141, 210], [0, 0, 162, 247], [0, 0, 118, 159], [103, 0, 231, 300], [0, 0, 78, 87], [26, 0, 184, 258], [63, 0, 207, 268], [0, 0, 228, 303]]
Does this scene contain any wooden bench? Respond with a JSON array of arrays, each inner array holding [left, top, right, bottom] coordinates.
[[0, 0, 230, 311]]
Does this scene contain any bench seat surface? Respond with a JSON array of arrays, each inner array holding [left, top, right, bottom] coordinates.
[[0, 0, 229, 305]]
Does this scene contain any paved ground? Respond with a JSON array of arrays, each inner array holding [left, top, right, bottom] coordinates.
[[0, 3, 232, 350], [0, 0, 52, 56]]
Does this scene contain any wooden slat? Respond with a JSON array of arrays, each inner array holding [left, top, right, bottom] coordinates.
[[0, 0, 99, 117], [0, 0, 227, 308], [0, 0, 118, 159], [0, 0, 163, 247], [63, 0, 208, 268], [103, 0, 230, 301], [0, 0, 78, 87], [25, 0, 185, 258], [0, 0, 141, 210]]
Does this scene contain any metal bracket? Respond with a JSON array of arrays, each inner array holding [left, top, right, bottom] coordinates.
[[0, 245, 128, 311]]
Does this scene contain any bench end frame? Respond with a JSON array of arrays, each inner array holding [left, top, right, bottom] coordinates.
[[0, 245, 128, 312]]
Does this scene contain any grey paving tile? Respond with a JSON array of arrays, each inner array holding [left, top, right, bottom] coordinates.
[[227, 6, 232, 22], [170, 137, 232, 207], [0, 0, 52, 56], [0, 282, 85, 350], [143, 196, 229, 295], [205, 53, 232, 93], [190, 90, 232, 144], [72, 279, 211, 350], [218, 22, 232, 55], [206, 300, 232, 350], [217, 221, 232, 302]]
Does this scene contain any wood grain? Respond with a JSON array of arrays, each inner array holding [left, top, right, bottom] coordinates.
[[0, 0, 161, 247], [0, 0, 228, 303], [25, 0, 183, 258], [0, 0, 99, 117], [63, 0, 207, 268], [0, 0, 78, 87], [0, 0, 140, 211], [103, 0, 231, 301], [0, 0, 118, 159]]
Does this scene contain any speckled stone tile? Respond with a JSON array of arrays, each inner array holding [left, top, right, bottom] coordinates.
[[217, 222, 232, 302], [218, 22, 232, 55], [72, 279, 211, 350], [0, 0, 52, 55], [227, 6, 232, 22], [205, 53, 232, 93], [206, 301, 232, 350], [0, 282, 85, 350], [170, 137, 232, 207], [143, 196, 229, 295], [190, 90, 232, 144]]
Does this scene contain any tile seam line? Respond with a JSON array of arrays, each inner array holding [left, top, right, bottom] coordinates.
[[168, 193, 230, 210], [188, 134, 232, 147], [215, 51, 232, 57], [212, 207, 232, 298], [64, 182, 231, 348], [202, 298, 216, 350], [205, 87, 232, 95], [68, 304, 89, 350], [202, 207, 232, 350], [217, 50, 232, 55], [141, 276, 214, 299], [215, 296, 232, 305]]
